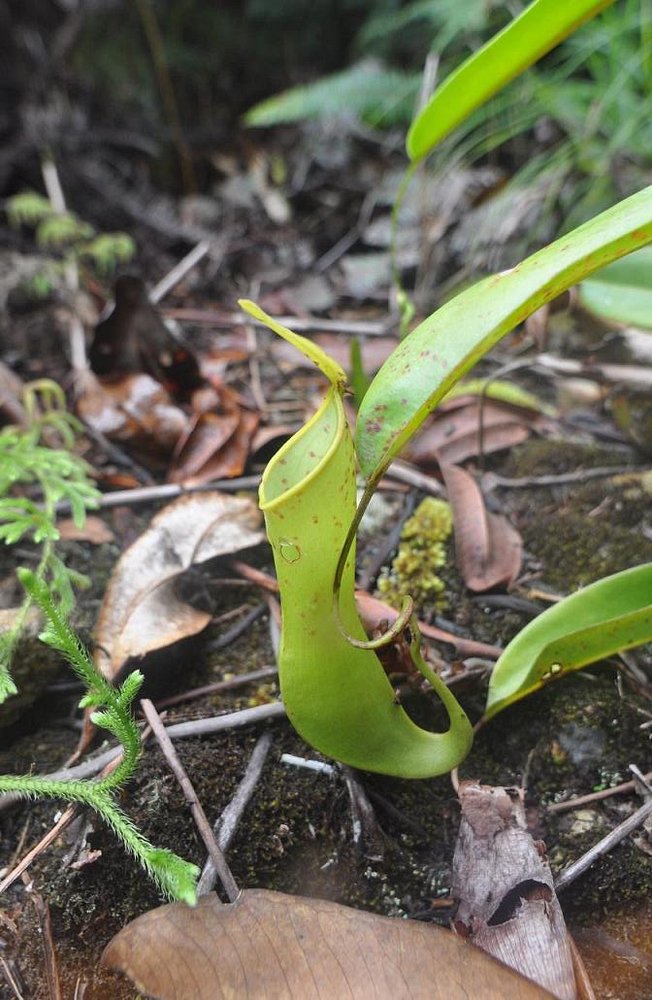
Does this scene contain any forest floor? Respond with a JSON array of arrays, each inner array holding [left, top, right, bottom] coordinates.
[[2, 122, 652, 999]]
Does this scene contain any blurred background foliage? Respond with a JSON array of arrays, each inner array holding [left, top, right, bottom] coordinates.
[[3, 0, 652, 229]]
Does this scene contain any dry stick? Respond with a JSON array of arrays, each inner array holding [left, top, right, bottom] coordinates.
[[24, 877, 63, 1000], [555, 795, 652, 893], [547, 769, 652, 815], [41, 158, 88, 382], [0, 702, 287, 814], [140, 698, 239, 902], [155, 665, 278, 711], [0, 956, 26, 1000], [149, 240, 210, 304], [0, 806, 77, 896], [53, 474, 262, 515], [386, 459, 446, 496], [485, 465, 644, 490], [197, 731, 274, 895], [206, 602, 267, 651], [163, 308, 393, 338]]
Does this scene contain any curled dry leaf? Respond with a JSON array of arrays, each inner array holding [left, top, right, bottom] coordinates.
[[441, 463, 522, 591], [452, 781, 577, 1000], [94, 492, 264, 680], [168, 386, 259, 486], [102, 888, 553, 1000]]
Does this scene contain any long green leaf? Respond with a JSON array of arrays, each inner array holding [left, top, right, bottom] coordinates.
[[407, 0, 615, 162], [356, 184, 652, 481], [484, 564, 652, 720], [579, 245, 652, 329]]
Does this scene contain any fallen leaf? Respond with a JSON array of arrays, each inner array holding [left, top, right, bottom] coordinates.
[[175, 407, 259, 486], [77, 372, 188, 455], [452, 781, 577, 1000], [572, 901, 652, 1000], [94, 492, 264, 680], [441, 463, 522, 591], [102, 888, 553, 1000], [168, 386, 258, 486], [57, 516, 115, 544], [407, 400, 534, 466]]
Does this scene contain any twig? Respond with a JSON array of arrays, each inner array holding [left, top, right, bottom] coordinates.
[[149, 241, 210, 304], [315, 190, 377, 273], [41, 157, 88, 382], [484, 465, 642, 489], [54, 474, 261, 515], [555, 796, 652, 892], [536, 352, 652, 388], [229, 560, 280, 594], [80, 420, 156, 485], [0, 702, 287, 813], [162, 308, 393, 337], [154, 665, 277, 711], [140, 699, 239, 902], [197, 731, 274, 895], [24, 877, 63, 1000], [547, 769, 652, 814], [206, 603, 267, 651], [0, 806, 77, 896], [386, 459, 445, 496], [340, 765, 384, 861]]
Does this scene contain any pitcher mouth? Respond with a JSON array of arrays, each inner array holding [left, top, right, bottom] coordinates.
[[259, 386, 345, 512]]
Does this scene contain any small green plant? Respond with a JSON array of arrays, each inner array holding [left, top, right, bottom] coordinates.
[[6, 190, 134, 297], [0, 569, 199, 904], [242, 0, 652, 779], [0, 380, 100, 699]]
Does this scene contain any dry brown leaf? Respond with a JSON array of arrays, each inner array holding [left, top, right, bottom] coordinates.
[[452, 781, 577, 1000], [178, 408, 260, 486], [94, 492, 264, 680], [407, 401, 534, 467], [102, 888, 554, 1000], [77, 372, 188, 454], [441, 463, 522, 591], [57, 516, 115, 544]]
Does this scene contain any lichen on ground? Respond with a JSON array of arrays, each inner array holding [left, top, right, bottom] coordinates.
[[376, 497, 453, 612]]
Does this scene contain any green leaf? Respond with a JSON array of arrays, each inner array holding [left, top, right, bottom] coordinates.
[[578, 245, 652, 329], [484, 564, 652, 720], [6, 191, 53, 226], [356, 184, 652, 482], [244, 60, 418, 129], [407, 0, 616, 162]]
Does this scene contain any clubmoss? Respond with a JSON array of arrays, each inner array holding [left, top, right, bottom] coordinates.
[[376, 497, 453, 612]]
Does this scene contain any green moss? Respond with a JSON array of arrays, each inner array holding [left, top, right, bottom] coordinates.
[[376, 498, 452, 612]]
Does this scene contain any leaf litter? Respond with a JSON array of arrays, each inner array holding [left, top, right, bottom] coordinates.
[[94, 492, 264, 681]]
